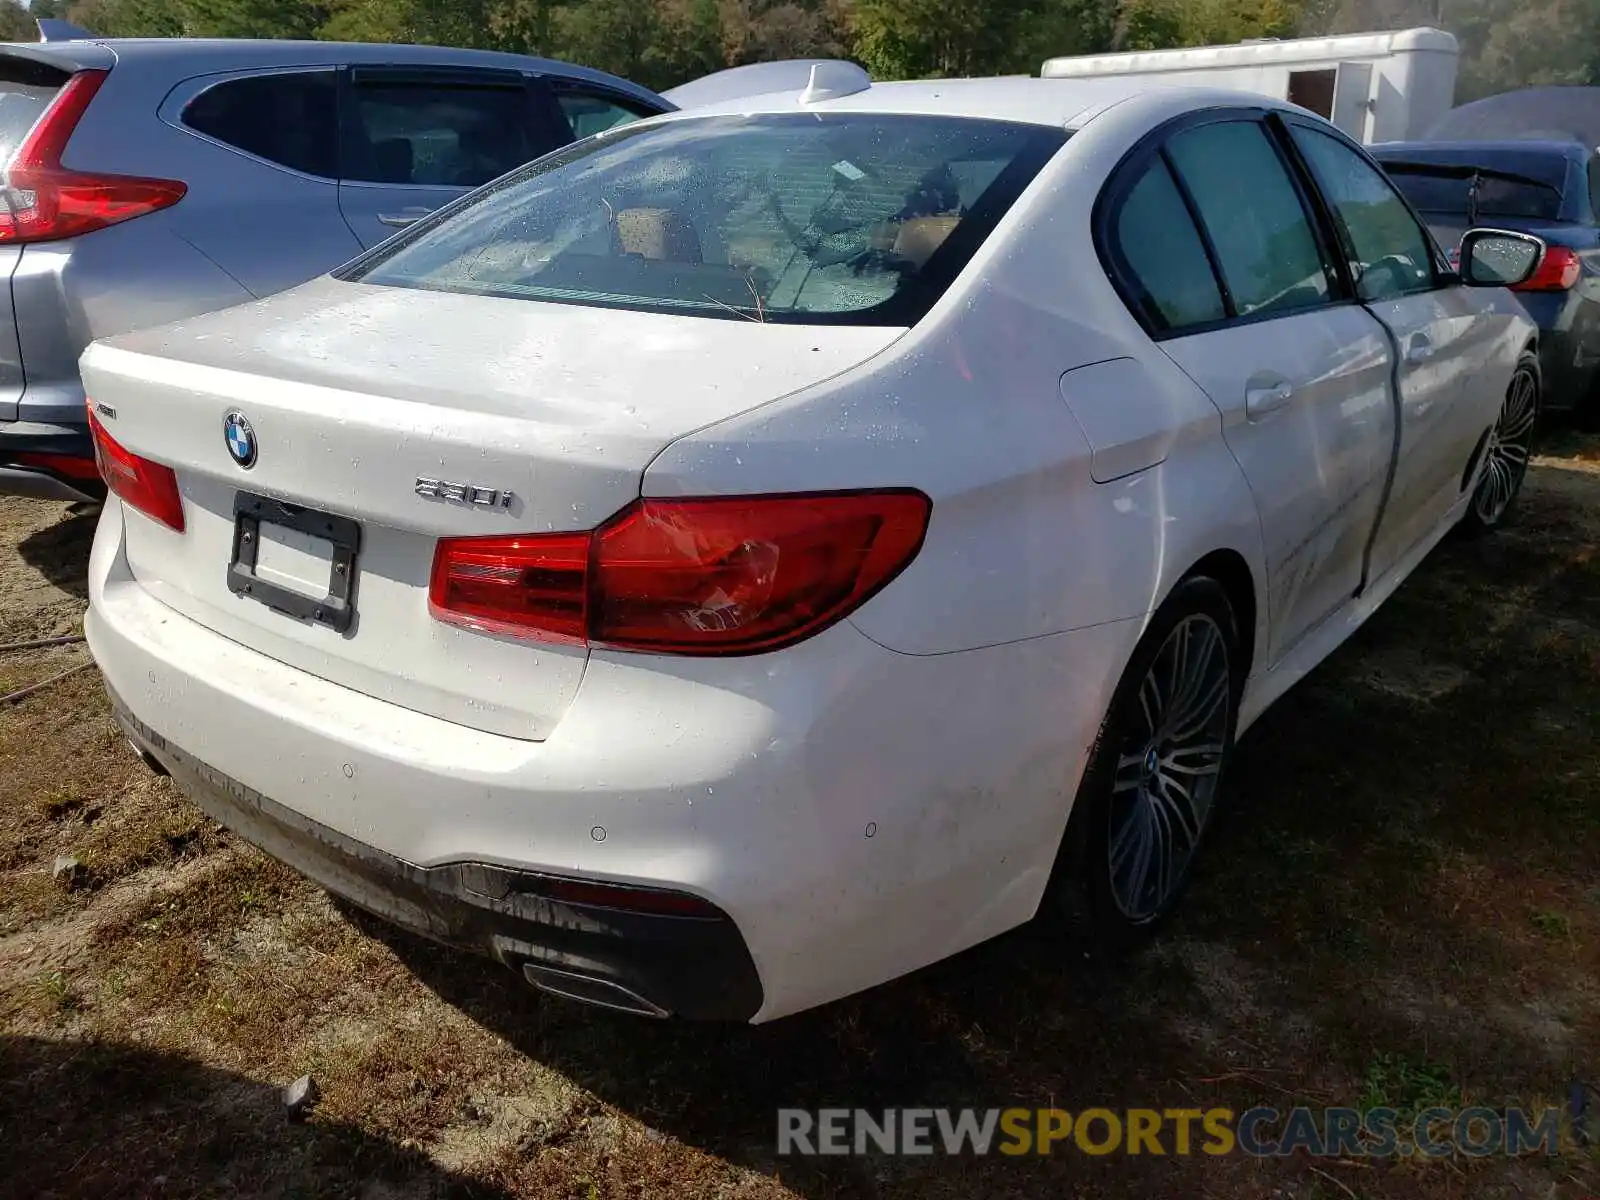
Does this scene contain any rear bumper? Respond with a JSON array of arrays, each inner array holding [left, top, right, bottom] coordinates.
[[1515, 291, 1598, 411], [86, 497, 1139, 1020], [0, 420, 103, 503], [111, 688, 763, 1020]]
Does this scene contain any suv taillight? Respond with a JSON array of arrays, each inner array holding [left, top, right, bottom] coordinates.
[[88, 407, 184, 532], [1513, 245, 1582, 293], [430, 491, 931, 655], [0, 71, 186, 245]]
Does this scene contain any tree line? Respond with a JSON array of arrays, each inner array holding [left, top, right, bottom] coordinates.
[[3, 0, 1597, 103]]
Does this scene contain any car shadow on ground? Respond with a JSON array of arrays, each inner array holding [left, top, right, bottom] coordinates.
[[0, 1035, 514, 1200], [360, 462, 1600, 1197], [16, 509, 98, 602]]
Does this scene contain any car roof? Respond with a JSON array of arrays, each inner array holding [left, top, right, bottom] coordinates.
[[655, 76, 1299, 131], [0, 38, 669, 109]]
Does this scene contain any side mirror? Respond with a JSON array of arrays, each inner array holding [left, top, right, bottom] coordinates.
[[1458, 228, 1546, 287]]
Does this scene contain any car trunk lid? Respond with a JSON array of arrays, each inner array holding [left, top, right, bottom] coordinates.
[[81, 278, 902, 740]]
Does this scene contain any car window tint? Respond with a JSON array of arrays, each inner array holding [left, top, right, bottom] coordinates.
[[556, 91, 654, 140], [183, 71, 338, 178], [347, 82, 540, 188], [1291, 126, 1436, 301], [1166, 120, 1333, 318], [1112, 157, 1226, 331]]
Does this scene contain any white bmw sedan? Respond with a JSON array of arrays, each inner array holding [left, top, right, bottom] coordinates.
[[83, 77, 1542, 1022]]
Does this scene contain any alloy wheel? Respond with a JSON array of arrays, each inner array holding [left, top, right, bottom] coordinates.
[[1107, 613, 1232, 923], [1473, 365, 1538, 528]]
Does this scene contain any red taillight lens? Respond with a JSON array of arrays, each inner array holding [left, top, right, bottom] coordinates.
[[10, 451, 102, 482], [430, 490, 931, 655], [87, 408, 184, 532], [0, 71, 186, 245], [428, 530, 590, 643], [1512, 245, 1582, 292]]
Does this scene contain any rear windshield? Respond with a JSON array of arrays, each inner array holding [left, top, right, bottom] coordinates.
[[0, 59, 69, 165], [1384, 163, 1565, 221], [342, 113, 1067, 325]]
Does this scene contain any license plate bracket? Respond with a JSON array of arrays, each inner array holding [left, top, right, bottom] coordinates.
[[228, 493, 360, 633]]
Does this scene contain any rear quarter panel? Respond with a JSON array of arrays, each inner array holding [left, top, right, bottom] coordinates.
[[15, 219, 253, 423], [60, 60, 362, 299], [644, 93, 1269, 666]]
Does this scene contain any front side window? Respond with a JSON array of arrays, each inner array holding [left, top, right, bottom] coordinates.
[[555, 90, 656, 141], [1166, 120, 1334, 319], [342, 113, 1066, 325], [1111, 157, 1226, 332], [183, 71, 338, 178], [345, 81, 542, 188], [1291, 126, 1438, 302]]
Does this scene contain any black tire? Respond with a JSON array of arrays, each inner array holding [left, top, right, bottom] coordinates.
[[1460, 351, 1540, 537], [1046, 576, 1242, 954]]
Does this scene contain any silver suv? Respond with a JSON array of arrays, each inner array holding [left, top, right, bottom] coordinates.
[[0, 37, 671, 501]]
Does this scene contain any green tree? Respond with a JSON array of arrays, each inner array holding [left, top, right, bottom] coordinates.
[[550, 0, 662, 83], [66, 0, 186, 37], [839, 0, 1038, 77], [0, 0, 36, 39]]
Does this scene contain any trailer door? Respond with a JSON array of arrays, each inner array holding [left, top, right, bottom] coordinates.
[[1332, 62, 1373, 142]]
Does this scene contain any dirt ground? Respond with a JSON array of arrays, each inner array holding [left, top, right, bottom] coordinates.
[[1, 435, 1597, 1200]]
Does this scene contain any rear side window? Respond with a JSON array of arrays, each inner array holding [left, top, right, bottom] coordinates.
[[1384, 164, 1564, 222], [183, 71, 338, 178], [342, 113, 1067, 326], [554, 89, 656, 141], [345, 81, 541, 188], [1166, 120, 1333, 318], [0, 58, 69, 165], [1111, 158, 1226, 331]]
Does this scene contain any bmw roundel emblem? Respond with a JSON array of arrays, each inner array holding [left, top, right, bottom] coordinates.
[[223, 410, 257, 469]]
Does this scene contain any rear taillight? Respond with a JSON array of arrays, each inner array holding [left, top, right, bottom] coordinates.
[[10, 452, 101, 483], [1513, 245, 1582, 292], [430, 491, 931, 655], [88, 407, 184, 532], [0, 71, 186, 245]]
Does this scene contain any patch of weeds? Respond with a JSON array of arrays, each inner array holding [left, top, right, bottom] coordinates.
[[36, 970, 81, 1015], [1357, 1051, 1463, 1119], [1531, 909, 1572, 939], [92, 855, 298, 947], [35, 791, 88, 821]]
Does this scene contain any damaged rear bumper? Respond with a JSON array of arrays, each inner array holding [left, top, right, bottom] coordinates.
[[111, 690, 764, 1021]]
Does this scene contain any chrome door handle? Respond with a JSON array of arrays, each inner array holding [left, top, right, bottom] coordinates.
[[377, 208, 433, 228], [1405, 336, 1434, 365], [1245, 380, 1294, 417]]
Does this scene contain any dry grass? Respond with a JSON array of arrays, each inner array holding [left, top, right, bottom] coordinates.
[[2, 435, 1598, 1200]]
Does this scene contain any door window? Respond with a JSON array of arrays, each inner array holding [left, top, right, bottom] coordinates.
[[1109, 157, 1227, 332], [1289, 125, 1438, 302], [1166, 120, 1335, 319], [554, 90, 656, 141], [345, 81, 543, 188], [182, 70, 338, 178]]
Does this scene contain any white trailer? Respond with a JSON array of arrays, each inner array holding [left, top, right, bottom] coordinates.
[[1041, 28, 1459, 144]]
